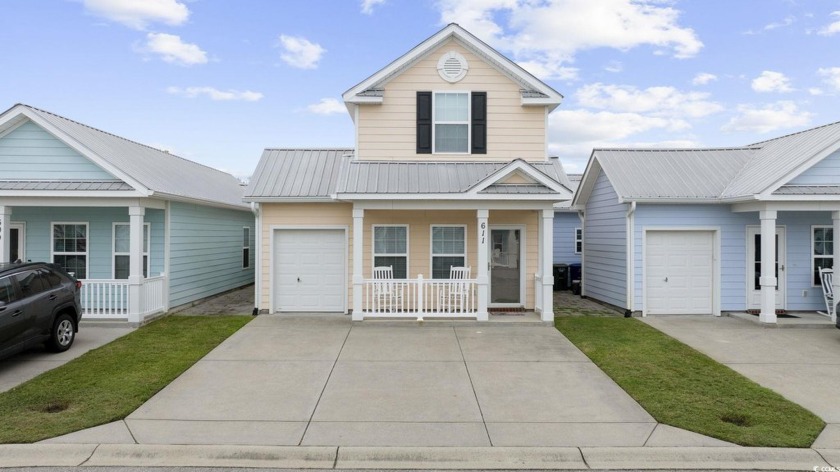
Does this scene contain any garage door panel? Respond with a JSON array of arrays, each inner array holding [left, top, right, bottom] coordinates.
[[646, 231, 714, 315], [274, 229, 345, 312]]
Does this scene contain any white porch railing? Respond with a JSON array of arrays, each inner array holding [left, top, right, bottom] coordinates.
[[361, 275, 477, 320], [80, 276, 167, 320]]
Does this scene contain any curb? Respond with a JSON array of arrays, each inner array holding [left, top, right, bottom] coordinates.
[[0, 444, 838, 469]]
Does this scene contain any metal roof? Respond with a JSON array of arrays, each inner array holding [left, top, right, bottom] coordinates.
[[594, 148, 755, 199], [5, 105, 247, 207], [0, 180, 134, 191], [774, 185, 840, 195], [244, 148, 353, 199], [553, 174, 581, 209]]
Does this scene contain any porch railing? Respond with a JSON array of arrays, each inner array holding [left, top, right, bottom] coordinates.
[[80, 276, 168, 320], [361, 275, 476, 320]]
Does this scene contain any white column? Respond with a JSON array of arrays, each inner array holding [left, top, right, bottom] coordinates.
[[536, 214, 544, 313], [128, 206, 145, 324], [541, 209, 555, 321], [352, 208, 364, 321], [476, 209, 489, 321], [759, 210, 777, 324], [833, 211, 840, 323], [0, 206, 11, 263]]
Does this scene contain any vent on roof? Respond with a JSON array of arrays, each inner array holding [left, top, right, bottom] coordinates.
[[437, 51, 468, 83]]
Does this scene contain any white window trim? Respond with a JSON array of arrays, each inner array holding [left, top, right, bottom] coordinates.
[[243, 226, 251, 269], [429, 224, 467, 279], [372, 224, 409, 279], [112, 222, 150, 279], [812, 225, 833, 287], [51, 222, 89, 279], [432, 90, 471, 155], [574, 227, 583, 255]]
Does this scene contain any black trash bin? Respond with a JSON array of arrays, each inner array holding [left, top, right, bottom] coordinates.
[[569, 263, 582, 295], [553, 263, 569, 291]]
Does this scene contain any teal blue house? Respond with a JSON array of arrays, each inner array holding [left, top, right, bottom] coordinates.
[[0, 104, 255, 325]]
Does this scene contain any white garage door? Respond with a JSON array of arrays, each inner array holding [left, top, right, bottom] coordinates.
[[645, 231, 714, 315], [274, 229, 345, 312]]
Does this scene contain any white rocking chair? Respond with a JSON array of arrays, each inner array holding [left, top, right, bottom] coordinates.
[[439, 266, 471, 313], [819, 268, 835, 321], [372, 266, 403, 312]]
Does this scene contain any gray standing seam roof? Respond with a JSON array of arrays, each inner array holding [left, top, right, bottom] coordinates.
[[245, 149, 353, 198], [0, 180, 134, 191], [774, 185, 840, 195], [5, 105, 247, 207]]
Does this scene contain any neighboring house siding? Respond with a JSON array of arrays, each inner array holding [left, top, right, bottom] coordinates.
[[168, 202, 254, 307], [0, 121, 116, 180], [553, 211, 581, 265], [356, 38, 546, 162], [787, 149, 840, 185], [632, 205, 830, 312], [11, 206, 164, 278], [583, 170, 627, 308]]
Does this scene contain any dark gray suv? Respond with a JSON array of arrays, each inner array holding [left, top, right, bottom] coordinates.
[[0, 262, 82, 360]]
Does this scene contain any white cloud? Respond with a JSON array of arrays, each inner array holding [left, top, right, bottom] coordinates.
[[84, 0, 189, 30], [278, 35, 325, 69], [515, 60, 578, 81], [722, 101, 812, 134], [692, 72, 717, 86], [549, 109, 687, 144], [818, 67, 840, 92], [576, 83, 724, 118], [751, 70, 793, 93], [167, 86, 264, 101], [437, 0, 702, 80], [144, 32, 207, 65], [604, 61, 623, 73], [764, 15, 796, 31], [361, 0, 386, 15], [809, 87, 825, 96], [818, 11, 840, 36], [307, 98, 346, 115]]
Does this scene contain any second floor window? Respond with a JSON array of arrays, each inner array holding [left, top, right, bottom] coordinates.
[[417, 91, 486, 155], [434, 92, 469, 153]]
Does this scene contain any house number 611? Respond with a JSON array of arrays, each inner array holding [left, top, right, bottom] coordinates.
[[480, 222, 485, 244]]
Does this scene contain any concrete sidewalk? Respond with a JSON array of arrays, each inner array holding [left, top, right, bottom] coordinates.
[[2, 443, 838, 469]]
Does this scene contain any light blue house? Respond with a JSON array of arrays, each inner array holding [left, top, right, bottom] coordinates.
[[554, 174, 582, 268], [0, 104, 255, 325], [573, 121, 840, 324]]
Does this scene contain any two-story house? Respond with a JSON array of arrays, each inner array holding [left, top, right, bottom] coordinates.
[[245, 24, 573, 321]]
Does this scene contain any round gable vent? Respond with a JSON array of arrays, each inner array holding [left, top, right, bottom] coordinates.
[[437, 51, 469, 83]]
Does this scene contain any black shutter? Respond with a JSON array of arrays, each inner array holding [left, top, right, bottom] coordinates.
[[471, 92, 487, 154], [416, 91, 432, 154]]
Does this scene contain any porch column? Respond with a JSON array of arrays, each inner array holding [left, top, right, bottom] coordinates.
[[352, 208, 364, 321], [540, 209, 555, 321], [833, 211, 840, 323], [0, 206, 11, 263], [759, 210, 777, 324], [128, 206, 145, 324], [476, 209, 489, 321]]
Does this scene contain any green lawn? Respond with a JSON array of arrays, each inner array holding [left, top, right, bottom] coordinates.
[[555, 316, 825, 447], [0, 315, 250, 443]]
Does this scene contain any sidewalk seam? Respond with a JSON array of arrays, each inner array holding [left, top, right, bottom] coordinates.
[[298, 325, 352, 445], [453, 326, 493, 446], [77, 443, 100, 466], [577, 446, 590, 469], [124, 419, 139, 444], [334, 445, 340, 469], [815, 448, 835, 467], [642, 422, 658, 446]]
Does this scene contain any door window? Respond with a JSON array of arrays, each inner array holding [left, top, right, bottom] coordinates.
[[753, 234, 779, 290], [490, 229, 521, 304]]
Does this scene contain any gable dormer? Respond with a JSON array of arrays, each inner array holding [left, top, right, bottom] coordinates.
[[343, 24, 562, 163]]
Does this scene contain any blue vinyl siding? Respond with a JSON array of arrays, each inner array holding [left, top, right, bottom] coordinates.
[[633, 205, 831, 312], [10, 206, 164, 278], [583, 170, 628, 308], [168, 202, 254, 307], [553, 211, 581, 265], [788, 149, 840, 185], [0, 121, 116, 180]]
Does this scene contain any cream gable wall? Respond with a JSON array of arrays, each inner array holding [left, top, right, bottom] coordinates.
[[356, 39, 547, 162]]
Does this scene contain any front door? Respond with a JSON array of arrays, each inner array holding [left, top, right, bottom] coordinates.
[[9, 223, 24, 262], [489, 227, 523, 305], [747, 226, 786, 309]]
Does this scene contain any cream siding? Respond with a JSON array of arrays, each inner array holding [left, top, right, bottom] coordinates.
[[356, 39, 547, 162]]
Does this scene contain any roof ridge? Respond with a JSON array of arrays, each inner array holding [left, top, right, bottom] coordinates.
[[264, 147, 354, 152], [749, 120, 840, 147], [20, 104, 236, 179], [594, 146, 757, 152]]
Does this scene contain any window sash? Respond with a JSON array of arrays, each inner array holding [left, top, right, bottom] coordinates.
[[52, 223, 88, 279], [431, 226, 466, 279], [575, 228, 583, 254], [813, 226, 834, 287], [373, 226, 408, 279], [113, 223, 150, 279], [243, 227, 251, 269], [432, 92, 470, 154]]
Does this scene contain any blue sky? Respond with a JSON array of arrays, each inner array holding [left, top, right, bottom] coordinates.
[[2, 0, 840, 178]]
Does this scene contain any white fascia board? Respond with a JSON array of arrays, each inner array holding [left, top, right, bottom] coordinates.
[[243, 197, 336, 203], [570, 153, 601, 207], [522, 97, 563, 109], [0, 196, 148, 207], [354, 199, 555, 211], [759, 140, 840, 198], [0, 190, 147, 199], [343, 96, 383, 105], [336, 192, 565, 201], [2, 108, 153, 197], [467, 159, 567, 195], [733, 200, 840, 213]]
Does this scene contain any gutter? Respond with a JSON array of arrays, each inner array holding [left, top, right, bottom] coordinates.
[[251, 202, 261, 316]]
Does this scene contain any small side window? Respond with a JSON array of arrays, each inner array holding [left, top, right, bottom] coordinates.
[[0, 276, 16, 304]]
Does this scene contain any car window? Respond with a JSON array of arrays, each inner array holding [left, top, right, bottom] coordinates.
[[0, 276, 15, 304], [41, 268, 63, 288], [13, 270, 49, 298]]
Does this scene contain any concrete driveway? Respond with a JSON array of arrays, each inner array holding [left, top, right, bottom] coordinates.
[[643, 315, 840, 448]]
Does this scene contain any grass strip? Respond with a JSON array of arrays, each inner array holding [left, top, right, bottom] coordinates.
[[555, 316, 825, 447], [0, 315, 250, 443]]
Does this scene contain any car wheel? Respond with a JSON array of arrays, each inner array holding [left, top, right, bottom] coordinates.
[[48, 314, 75, 352]]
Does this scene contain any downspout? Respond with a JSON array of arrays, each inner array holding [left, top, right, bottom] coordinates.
[[577, 210, 585, 297], [625, 201, 637, 317], [251, 202, 261, 316]]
